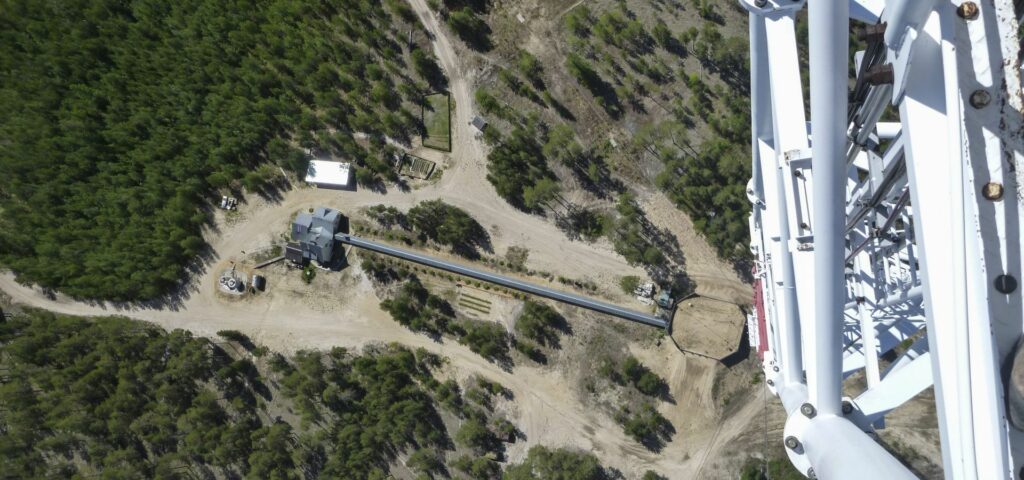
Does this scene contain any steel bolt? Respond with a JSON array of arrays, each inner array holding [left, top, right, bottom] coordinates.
[[957, 2, 979, 20], [773, 365, 780, 372], [754, 0, 768, 7], [996, 274, 1018, 294], [982, 182, 1004, 201], [784, 436, 801, 450], [842, 401, 854, 415], [766, 379, 775, 386], [970, 89, 991, 108], [808, 467, 817, 479], [800, 403, 817, 418]]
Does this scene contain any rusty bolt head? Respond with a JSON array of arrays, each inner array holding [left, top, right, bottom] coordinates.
[[957, 2, 979, 20], [970, 89, 991, 108], [982, 182, 1004, 201]]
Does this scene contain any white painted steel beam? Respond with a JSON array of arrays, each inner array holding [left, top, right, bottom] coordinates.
[[746, 0, 1024, 477], [855, 351, 933, 423], [762, 11, 810, 391], [807, 0, 848, 417]]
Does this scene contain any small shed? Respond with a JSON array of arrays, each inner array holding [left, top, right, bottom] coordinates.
[[305, 160, 351, 189], [471, 116, 488, 132]]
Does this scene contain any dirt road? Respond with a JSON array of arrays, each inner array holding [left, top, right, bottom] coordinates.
[[640, 192, 752, 305], [0, 268, 760, 477], [196, 0, 645, 291], [0, 3, 762, 476]]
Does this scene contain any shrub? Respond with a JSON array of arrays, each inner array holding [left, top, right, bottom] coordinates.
[[505, 246, 529, 270], [514, 301, 565, 346], [217, 330, 255, 351], [452, 455, 500, 480], [619, 276, 641, 294], [455, 417, 498, 453], [408, 200, 489, 256], [514, 339, 546, 364], [458, 320, 510, 364], [504, 446, 608, 479], [621, 356, 667, 397], [447, 8, 491, 50], [618, 403, 674, 449], [517, 50, 544, 87], [407, 449, 444, 476], [380, 278, 455, 335]]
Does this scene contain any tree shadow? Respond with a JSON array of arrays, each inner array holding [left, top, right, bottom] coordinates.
[[554, 207, 606, 242], [447, 10, 493, 52], [546, 95, 576, 121], [566, 154, 625, 200], [515, 340, 548, 364], [393, 177, 412, 193], [731, 257, 755, 284], [242, 170, 292, 204], [450, 220, 493, 259], [664, 38, 689, 58], [627, 95, 648, 114], [356, 174, 390, 194], [109, 233, 220, 313], [637, 417, 676, 453]]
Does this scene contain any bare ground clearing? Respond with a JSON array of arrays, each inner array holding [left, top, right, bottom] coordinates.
[[0, 1, 772, 476]]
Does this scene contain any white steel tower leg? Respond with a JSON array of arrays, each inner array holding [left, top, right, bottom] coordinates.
[[807, 0, 848, 418]]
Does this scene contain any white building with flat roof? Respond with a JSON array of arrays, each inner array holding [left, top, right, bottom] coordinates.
[[305, 160, 351, 189]]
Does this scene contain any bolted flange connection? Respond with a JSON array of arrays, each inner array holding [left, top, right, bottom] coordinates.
[[800, 403, 817, 418], [982, 182, 1004, 201], [957, 2, 979, 20], [970, 89, 991, 108], [785, 436, 801, 450]]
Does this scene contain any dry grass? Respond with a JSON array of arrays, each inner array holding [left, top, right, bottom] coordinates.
[[422, 93, 451, 151]]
